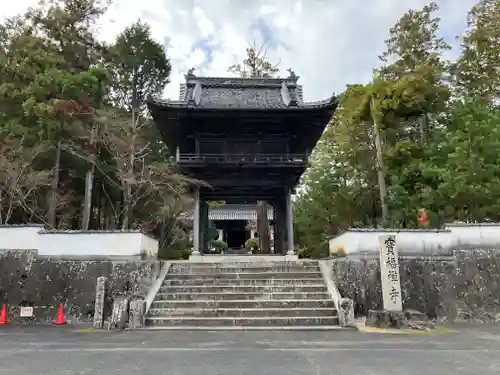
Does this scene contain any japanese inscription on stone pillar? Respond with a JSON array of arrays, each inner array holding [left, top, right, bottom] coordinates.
[[378, 235, 403, 312], [93, 276, 107, 329]]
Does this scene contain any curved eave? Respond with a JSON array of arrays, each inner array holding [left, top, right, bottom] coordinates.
[[147, 97, 338, 114], [147, 97, 338, 152]]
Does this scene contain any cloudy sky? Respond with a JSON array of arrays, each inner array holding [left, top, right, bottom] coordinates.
[[2, 0, 477, 101]]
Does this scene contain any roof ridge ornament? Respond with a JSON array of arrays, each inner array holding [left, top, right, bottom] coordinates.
[[185, 67, 196, 78], [286, 68, 299, 81]]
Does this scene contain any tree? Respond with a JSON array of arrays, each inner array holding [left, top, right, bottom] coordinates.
[[3, 0, 111, 228], [227, 41, 279, 253], [103, 21, 193, 246], [0, 137, 51, 224], [294, 85, 382, 254], [285, 2, 500, 255], [374, 2, 450, 226], [455, 0, 500, 104], [379, 2, 451, 80], [378, 1, 450, 141], [295, 2, 453, 242], [228, 40, 279, 78], [0, 14, 108, 228], [424, 100, 500, 222], [104, 21, 172, 229], [0, 0, 197, 250]]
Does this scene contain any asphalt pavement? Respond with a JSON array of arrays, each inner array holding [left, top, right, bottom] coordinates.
[[1, 325, 500, 374]]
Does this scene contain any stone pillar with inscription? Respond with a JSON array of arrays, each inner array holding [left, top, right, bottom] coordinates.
[[378, 235, 403, 312], [93, 276, 107, 329], [366, 235, 404, 328]]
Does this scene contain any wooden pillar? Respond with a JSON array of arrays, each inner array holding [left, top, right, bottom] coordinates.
[[203, 201, 209, 252], [273, 198, 286, 255], [199, 200, 209, 254]]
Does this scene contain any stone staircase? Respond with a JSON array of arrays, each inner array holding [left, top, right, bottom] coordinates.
[[146, 260, 341, 329]]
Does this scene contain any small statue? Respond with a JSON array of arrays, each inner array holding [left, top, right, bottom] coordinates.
[[287, 68, 297, 78], [186, 67, 196, 77]]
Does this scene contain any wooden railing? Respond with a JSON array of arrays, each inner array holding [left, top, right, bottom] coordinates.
[[177, 153, 308, 164]]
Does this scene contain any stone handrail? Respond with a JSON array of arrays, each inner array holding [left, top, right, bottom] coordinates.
[[319, 260, 355, 327], [144, 262, 171, 315]]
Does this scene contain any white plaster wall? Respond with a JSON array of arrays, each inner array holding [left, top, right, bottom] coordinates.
[[329, 230, 458, 256], [0, 225, 43, 250], [38, 231, 141, 257], [444, 223, 500, 249], [0, 226, 159, 258], [140, 234, 160, 257]]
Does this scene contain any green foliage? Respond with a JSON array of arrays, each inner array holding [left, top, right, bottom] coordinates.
[[210, 239, 228, 250], [378, 1, 450, 80], [244, 238, 259, 252], [105, 20, 171, 111], [158, 236, 192, 260], [0, 0, 190, 240], [423, 100, 500, 222], [296, 242, 330, 259], [295, 1, 500, 252], [207, 221, 219, 241], [158, 247, 191, 260], [455, 0, 500, 103]]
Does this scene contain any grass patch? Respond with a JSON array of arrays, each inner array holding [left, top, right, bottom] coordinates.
[[75, 327, 107, 333]]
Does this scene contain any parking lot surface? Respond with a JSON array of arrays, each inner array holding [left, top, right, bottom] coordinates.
[[1, 325, 500, 374]]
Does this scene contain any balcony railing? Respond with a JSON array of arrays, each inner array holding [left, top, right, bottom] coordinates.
[[176, 153, 308, 165]]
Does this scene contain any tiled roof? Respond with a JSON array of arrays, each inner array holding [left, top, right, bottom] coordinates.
[[149, 74, 335, 111], [199, 86, 285, 109]]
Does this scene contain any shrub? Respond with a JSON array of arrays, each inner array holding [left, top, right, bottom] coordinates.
[[208, 221, 219, 241], [244, 237, 259, 252], [210, 239, 228, 250], [158, 247, 191, 260], [297, 241, 330, 259], [331, 245, 347, 258]]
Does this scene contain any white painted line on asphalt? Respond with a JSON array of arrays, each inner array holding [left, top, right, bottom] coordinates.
[[256, 340, 424, 346], [0, 347, 498, 354]]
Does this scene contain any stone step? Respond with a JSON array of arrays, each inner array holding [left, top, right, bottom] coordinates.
[[168, 266, 320, 274], [164, 278, 325, 286], [137, 325, 345, 331], [180, 261, 319, 267], [150, 299, 335, 309], [167, 272, 323, 280], [145, 316, 339, 327], [154, 292, 330, 301], [158, 285, 328, 294], [148, 307, 337, 318]]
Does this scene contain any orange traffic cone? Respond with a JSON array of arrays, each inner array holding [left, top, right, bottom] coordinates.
[[0, 304, 7, 325], [54, 303, 65, 325]]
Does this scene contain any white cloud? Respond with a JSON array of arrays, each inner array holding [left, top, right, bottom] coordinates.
[[1, 0, 477, 101]]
